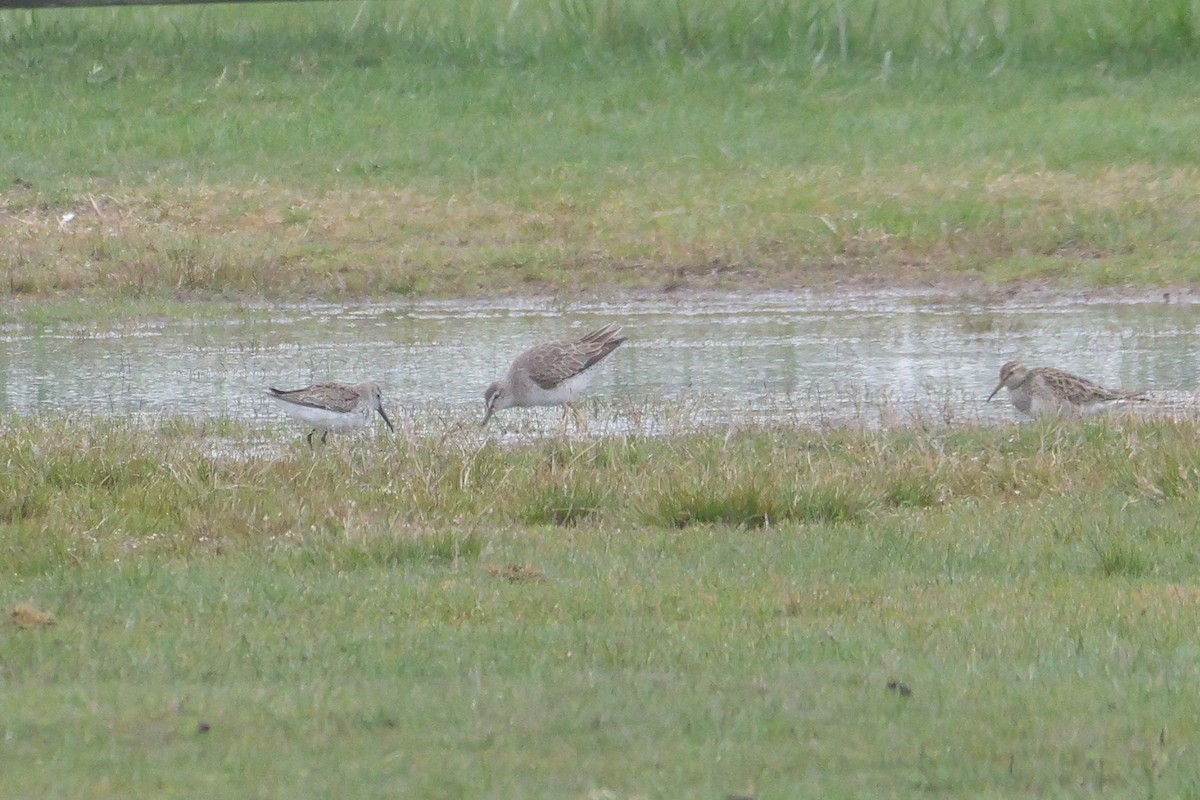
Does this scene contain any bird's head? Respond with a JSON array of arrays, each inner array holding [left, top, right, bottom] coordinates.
[[364, 382, 394, 432], [987, 360, 1029, 402], [482, 381, 505, 427]]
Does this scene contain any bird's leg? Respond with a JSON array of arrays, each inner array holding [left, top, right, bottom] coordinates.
[[306, 430, 315, 450], [321, 430, 329, 445], [557, 405, 571, 437], [572, 404, 588, 434]]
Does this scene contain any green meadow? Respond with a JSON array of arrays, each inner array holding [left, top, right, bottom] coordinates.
[[3, 0, 1200, 314], [3, 416, 1200, 797], [4, 2, 1200, 797]]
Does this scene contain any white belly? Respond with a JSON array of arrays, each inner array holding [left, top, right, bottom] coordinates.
[[557, 368, 600, 402], [1027, 392, 1062, 419], [279, 403, 367, 431], [539, 368, 600, 406]]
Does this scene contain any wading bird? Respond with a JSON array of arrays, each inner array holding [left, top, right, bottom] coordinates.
[[482, 323, 627, 430], [266, 381, 394, 447], [987, 361, 1146, 418]]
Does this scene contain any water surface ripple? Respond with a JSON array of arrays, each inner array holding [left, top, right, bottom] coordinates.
[[2, 291, 1198, 434]]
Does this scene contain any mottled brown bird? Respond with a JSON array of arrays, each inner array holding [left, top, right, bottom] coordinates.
[[482, 324, 627, 428], [987, 361, 1146, 418]]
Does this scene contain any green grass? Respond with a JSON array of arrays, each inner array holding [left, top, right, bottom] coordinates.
[[3, 1, 1200, 316], [3, 415, 1200, 796]]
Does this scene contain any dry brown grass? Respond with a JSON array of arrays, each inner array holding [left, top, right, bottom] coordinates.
[[10, 602, 56, 629], [486, 563, 548, 584], [4, 165, 1200, 305]]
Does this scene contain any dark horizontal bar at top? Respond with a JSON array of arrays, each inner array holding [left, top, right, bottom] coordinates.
[[0, 0, 350, 8]]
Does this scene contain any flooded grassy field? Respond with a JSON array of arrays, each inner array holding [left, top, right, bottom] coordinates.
[[7, 4, 1200, 795], [2, 291, 1198, 436]]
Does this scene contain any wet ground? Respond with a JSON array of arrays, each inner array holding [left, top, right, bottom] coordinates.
[[2, 291, 1198, 437]]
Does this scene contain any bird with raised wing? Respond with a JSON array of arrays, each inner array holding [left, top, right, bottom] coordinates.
[[266, 381, 394, 447], [482, 323, 627, 429], [987, 360, 1147, 418]]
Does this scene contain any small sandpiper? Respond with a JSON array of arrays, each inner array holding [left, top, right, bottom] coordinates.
[[266, 381, 394, 447], [482, 323, 627, 429], [987, 360, 1147, 419]]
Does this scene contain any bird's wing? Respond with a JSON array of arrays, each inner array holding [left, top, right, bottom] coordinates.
[[521, 326, 626, 390], [267, 382, 360, 412], [1038, 368, 1138, 404]]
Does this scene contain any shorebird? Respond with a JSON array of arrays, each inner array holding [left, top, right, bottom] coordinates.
[[266, 381, 394, 447], [482, 323, 627, 429], [987, 360, 1147, 418]]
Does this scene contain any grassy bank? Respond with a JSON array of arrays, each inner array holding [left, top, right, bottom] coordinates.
[[3, 2, 1200, 316], [3, 416, 1199, 796]]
